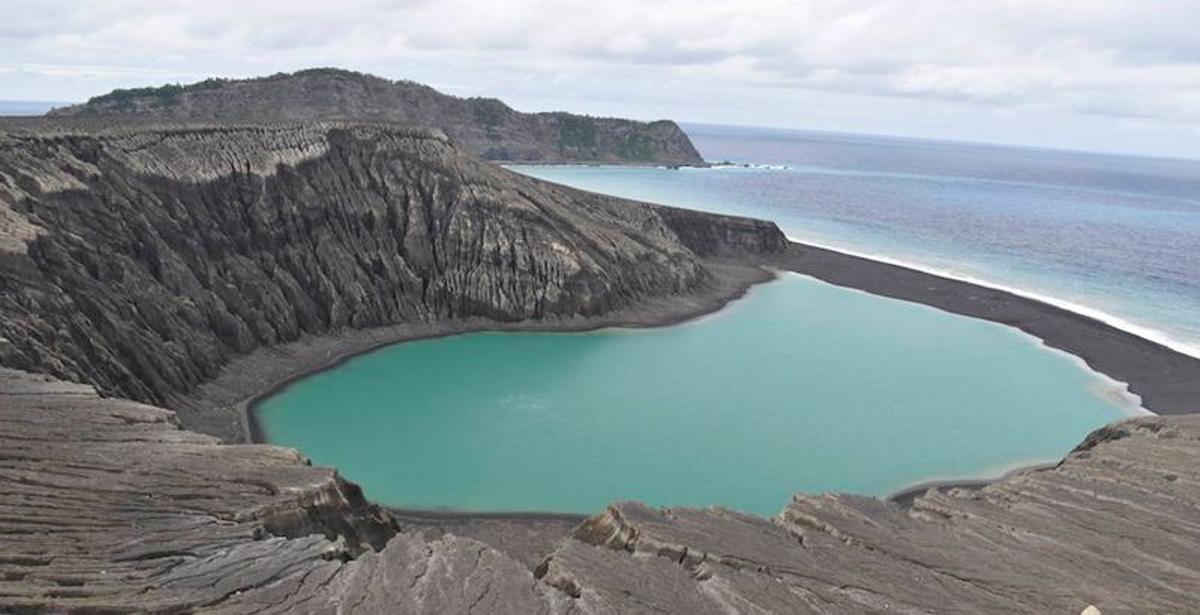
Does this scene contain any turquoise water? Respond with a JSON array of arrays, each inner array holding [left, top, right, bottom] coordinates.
[[511, 124, 1200, 357], [257, 274, 1131, 516]]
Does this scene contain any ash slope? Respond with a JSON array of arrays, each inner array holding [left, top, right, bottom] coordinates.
[[3, 367, 1197, 613], [47, 68, 705, 165], [0, 121, 780, 439]]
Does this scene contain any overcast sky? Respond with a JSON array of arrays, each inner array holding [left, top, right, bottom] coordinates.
[[3, 0, 1198, 159]]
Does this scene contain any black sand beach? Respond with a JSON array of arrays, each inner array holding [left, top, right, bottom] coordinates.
[[221, 239, 1200, 450], [179, 237, 1200, 528], [173, 260, 775, 443], [766, 243, 1200, 415]]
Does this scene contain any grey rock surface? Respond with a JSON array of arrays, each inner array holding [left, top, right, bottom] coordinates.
[[3, 366, 1198, 613], [0, 367, 558, 613], [539, 416, 1200, 613], [45, 68, 706, 165]]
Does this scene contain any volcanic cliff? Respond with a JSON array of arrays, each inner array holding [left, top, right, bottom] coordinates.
[[48, 69, 706, 166], [0, 120, 777, 440]]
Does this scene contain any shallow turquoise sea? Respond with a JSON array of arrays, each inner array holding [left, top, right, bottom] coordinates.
[[257, 274, 1131, 515]]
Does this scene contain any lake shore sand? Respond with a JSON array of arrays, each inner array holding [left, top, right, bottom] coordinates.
[[170, 259, 775, 444], [169, 239, 1200, 541], [765, 242, 1200, 416]]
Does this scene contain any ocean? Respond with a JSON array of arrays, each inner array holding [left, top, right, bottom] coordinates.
[[514, 124, 1200, 358]]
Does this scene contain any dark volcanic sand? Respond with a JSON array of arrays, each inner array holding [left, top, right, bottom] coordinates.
[[172, 260, 775, 444], [766, 243, 1200, 416], [175, 241, 1200, 550]]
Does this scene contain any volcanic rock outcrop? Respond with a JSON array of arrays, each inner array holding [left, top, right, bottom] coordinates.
[[0, 121, 781, 439], [48, 69, 706, 165], [2, 367, 1197, 613]]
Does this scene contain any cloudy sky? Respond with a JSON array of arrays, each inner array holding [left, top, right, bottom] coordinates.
[[3, 0, 1198, 158]]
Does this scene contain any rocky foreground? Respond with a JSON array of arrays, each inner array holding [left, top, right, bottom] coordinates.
[[2, 367, 1197, 613], [47, 69, 705, 166]]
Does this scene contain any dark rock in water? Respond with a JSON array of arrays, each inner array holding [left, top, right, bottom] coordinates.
[[2, 366, 1198, 613], [0, 122, 780, 439], [46, 68, 706, 165]]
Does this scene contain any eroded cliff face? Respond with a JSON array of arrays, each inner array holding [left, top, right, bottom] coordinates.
[[0, 122, 780, 421], [47, 68, 707, 165]]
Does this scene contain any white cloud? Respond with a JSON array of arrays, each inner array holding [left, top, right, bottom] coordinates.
[[1, 0, 1198, 156]]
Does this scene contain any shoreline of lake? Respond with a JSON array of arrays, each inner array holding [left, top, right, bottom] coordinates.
[[197, 237, 1200, 522], [170, 259, 774, 444], [765, 242, 1200, 415]]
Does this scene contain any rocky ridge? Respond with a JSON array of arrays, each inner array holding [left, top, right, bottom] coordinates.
[[47, 69, 706, 165]]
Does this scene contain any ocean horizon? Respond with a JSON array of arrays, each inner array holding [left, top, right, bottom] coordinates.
[[512, 123, 1200, 361], [684, 121, 1200, 165]]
